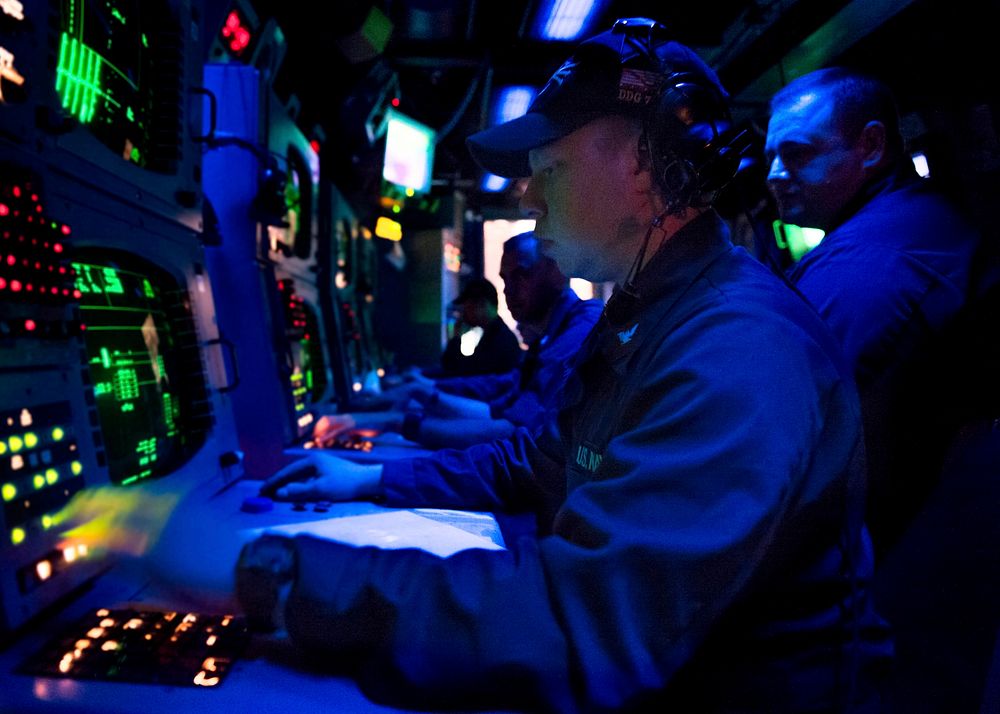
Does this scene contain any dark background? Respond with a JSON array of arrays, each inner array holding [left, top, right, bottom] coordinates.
[[202, 0, 1000, 231]]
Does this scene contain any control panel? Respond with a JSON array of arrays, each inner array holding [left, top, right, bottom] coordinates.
[[0, 171, 103, 632]]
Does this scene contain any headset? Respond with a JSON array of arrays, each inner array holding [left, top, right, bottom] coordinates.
[[611, 17, 751, 214], [603, 18, 753, 325]]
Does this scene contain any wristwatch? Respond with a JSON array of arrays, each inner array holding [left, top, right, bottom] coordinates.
[[235, 534, 297, 632]]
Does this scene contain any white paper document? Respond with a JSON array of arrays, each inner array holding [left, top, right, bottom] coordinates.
[[245, 508, 506, 558]]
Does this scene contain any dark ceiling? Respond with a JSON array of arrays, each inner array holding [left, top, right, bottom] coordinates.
[[218, 0, 998, 220]]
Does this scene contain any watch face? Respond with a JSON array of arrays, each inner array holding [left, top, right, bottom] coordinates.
[[238, 535, 297, 578]]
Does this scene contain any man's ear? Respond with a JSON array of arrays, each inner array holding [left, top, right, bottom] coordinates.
[[859, 120, 889, 172]]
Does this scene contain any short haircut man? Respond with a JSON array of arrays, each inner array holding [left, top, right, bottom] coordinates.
[[766, 67, 986, 557]]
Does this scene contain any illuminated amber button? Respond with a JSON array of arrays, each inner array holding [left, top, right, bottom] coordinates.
[[1, 483, 15, 501], [23, 432, 38, 448], [51, 427, 65, 441], [11, 527, 26, 545]]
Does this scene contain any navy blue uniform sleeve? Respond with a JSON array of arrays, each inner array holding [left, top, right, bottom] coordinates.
[[280, 298, 864, 712], [379, 422, 566, 515], [285, 537, 575, 712], [435, 369, 519, 402]]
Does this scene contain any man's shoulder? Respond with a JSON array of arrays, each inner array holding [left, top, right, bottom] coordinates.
[[846, 177, 977, 244], [794, 180, 980, 291]]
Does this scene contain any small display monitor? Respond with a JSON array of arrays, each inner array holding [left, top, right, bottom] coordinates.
[[772, 220, 825, 262], [277, 279, 328, 437], [72, 252, 212, 485], [382, 109, 436, 194], [265, 149, 314, 259]]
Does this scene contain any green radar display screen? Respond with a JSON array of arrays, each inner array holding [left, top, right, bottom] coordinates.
[[56, 0, 182, 172], [72, 253, 211, 485]]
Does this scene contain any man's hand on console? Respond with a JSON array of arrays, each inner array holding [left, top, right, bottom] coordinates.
[[260, 452, 383, 502], [312, 413, 357, 447], [312, 411, 405, 447]]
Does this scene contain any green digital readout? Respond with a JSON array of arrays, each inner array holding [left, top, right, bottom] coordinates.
[[72, 255, 209, 485]]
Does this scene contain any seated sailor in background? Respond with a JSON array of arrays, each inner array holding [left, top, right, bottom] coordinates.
[[313, 231, 602, 450], [236, 18, 890, 712], [431, 276, 522, 378]]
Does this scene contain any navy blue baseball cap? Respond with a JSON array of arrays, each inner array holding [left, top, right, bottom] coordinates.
[[466, 18, 729, 179]]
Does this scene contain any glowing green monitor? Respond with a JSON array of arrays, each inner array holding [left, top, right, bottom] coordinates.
[[72, 253, 211, 485]]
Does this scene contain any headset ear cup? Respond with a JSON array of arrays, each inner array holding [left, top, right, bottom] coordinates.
[[657, 153, 698, 209], [646, 77, 740, 207]]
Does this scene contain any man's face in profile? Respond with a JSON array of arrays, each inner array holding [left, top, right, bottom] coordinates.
[[522, 116, 644, 284], [764, 90, 869, 232]]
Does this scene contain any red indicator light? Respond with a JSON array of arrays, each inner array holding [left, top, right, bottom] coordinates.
[[53, 243, 64, 253], [73, 289, 82, 299], [59, 267, 66, 274], [6, 255, 14, 266], [391, 97, 400, 107], [0, 278, 6, 289], [35, 205, 43, 213], [0, 204, 8, 216], [12, 187, 21, 198], [79, 323, 86, 331], [222, 11, 252, 53], [61, 225, 71, 235], [233, 29, 250, 52], [10, 280, 22, 291], [50, 287, 59, 294], [24, 319, 36, 332], [30, 194, 38, 202], [25, 284, 33, 291]]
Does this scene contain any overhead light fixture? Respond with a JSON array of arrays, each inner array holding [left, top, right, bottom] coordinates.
[[493, 86, 537, 124], [479, 86, 537, 192], [532, 0, 608, 41], [481, 173, 510, 193]]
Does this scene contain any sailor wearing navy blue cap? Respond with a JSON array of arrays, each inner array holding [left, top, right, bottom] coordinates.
[[245, 19, 890, 713]]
